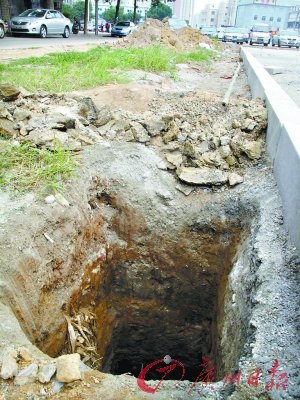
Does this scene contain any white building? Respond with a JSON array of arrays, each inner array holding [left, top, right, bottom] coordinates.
[[191, 0, 237, 28], [97, 0, 150, 18], [192, 2, 219, 28], [173, 0, 195, 23]]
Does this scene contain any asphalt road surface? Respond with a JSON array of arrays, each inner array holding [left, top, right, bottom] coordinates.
[[246, 45, 300, 107]]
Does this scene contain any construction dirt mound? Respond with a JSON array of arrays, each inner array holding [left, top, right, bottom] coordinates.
[[116, 18, 212, 51]]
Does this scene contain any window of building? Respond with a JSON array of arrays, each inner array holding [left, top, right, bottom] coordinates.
[[211, 11, 215, 15], [277, 17, 281, 22], [211, 18, 214, 22], [269, 16, 274, 21], [254, 15, 258, 20], [262, 16, 266, 21]]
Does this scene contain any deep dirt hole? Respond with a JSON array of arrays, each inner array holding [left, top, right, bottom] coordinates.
[[45, 192, 253, 383]]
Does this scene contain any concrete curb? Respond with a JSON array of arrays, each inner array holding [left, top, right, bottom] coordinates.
[[241, 48, 300, 251]]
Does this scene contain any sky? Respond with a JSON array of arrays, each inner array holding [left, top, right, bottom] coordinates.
[[194, 0, 222, 13]]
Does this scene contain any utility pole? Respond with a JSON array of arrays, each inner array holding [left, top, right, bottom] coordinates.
[[84, 0, 89, 34], [95, 0, 99, 35], [114, 0, 121, 24], [133, 0, 137, 23]]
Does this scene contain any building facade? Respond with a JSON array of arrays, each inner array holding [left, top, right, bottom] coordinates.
[[235, 0, 300, 31], [217, 0, 237, 26], [0, 0, 62, 20], [191, 0, 237, 28], [97, 0, 149, 18], [173, 0, 195, 23], [192, 2, 219, 28], [287, 4, 300, 28]]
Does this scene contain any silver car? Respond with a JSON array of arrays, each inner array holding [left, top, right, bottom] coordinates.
[[0, 18, 5, 39], [111, 21, 136, 37], [10, 9, 71, 38], [222, 27, 248, 44], [272, 30, 300, 48]]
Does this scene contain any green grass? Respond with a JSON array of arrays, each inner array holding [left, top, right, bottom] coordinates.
[[0, 139, 77, 194], [0, 45, 215, 92]]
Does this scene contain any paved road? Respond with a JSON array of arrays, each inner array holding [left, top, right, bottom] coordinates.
[[246, 46, 300, 107], [0, 32, 114, 49]]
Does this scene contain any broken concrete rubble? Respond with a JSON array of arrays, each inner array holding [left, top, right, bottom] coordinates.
[[177, 166, 229, 185], [0, 85, 267, 189]]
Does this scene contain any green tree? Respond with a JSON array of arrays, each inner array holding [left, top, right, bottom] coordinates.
[[147, 1, 172, 20], [103, 6, 118, 22], [62, 1, 94, 21], [62, 4, 75, 19]]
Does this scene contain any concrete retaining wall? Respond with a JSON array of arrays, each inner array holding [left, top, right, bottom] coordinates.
[[241, 48, 300, 252]]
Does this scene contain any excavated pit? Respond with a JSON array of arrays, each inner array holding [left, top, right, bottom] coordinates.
[[1, 142, 299, 399], [29, 189, 254, 382]]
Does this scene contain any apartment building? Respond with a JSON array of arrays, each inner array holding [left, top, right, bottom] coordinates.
[[235, 0, 300, 30], [173, 0, 195, 23], [287, 4, 300, 29], [191, 0, 237, 28]]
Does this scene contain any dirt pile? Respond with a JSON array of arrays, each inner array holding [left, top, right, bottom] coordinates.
[[117, 18, 212, 51]]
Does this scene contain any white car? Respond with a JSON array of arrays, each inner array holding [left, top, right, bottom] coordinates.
[[272, 30, 300, 48], [10, 9, 71, 38], [111, 21, 136, 37], [222, 27, 248, 44]]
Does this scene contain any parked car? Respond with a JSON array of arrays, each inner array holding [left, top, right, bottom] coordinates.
[[249, 23, 271, 46], [272, 29, 300, 48], [10, 9, 71, 38], [217, 28, 225, 40], [200, 26, 218, 39], [0, 18, 5, 38], [222, 27, 248, 44], [111, 21, 135, 37]]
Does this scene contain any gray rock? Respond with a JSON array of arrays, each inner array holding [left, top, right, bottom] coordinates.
[[0, 84, 20, 101], [18, 347, 31, 362], [14, 363, 38, 386], [24, 129, 68, 149], [144, 118, 165, 137], [56, 353, 81, 383], [111, 119, 131, 133], [77, 97, 99, 122], [49, 113, 75, 130], [241, 118, 257, 132], [121, 129, 135, 142], [183, 141, 197, 157], [155, 189, 173, 201], [165, 152, 183, 168], [130, 121, 150, 143], [0, 105, 13, 120], [0, 348, 18, 380], [79, 361, 92, 372], [94, 105, 112, 127], [38, 363, 56, 384], [177, 166, 228, 186], [220, 136, 231, 146], [228, 173, 244, 186], [242, 140, 263, 160], [219, 145, 231, 159], [176, 184, 194, 196], [156, 160, 168, 170], [197, 141, 210, 155], [0, 118, 19, 137], [44, 195, 56, 205], [13, 108, 32, 122], [51, 379, 64, 394]]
